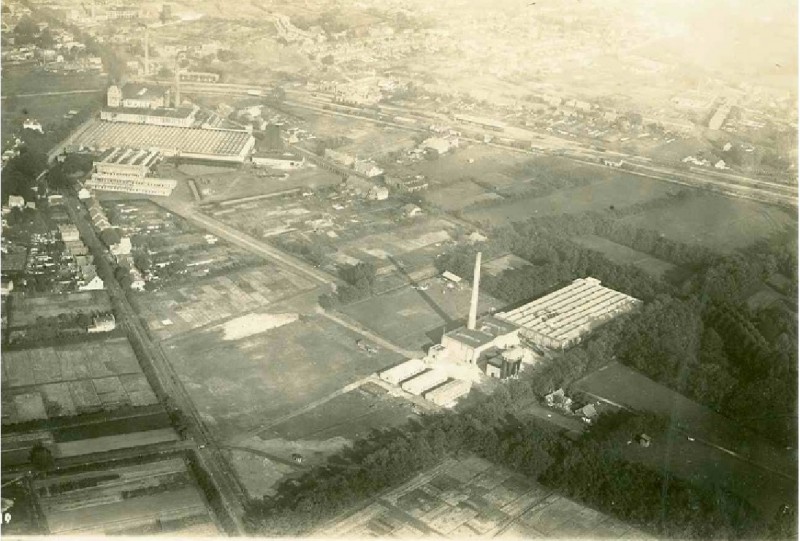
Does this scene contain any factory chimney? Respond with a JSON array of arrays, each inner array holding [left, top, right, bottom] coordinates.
[[468, 251, 482, 330], [173, 58, 181, 108], [143, 26, 150, 77]]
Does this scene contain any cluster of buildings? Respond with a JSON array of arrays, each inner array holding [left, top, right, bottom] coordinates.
[[57, 223, 103, 291], [324, 148, 384, 177], [85, 148, 177, 197], [379, 358, 473, 408], [385, 254, 642, 408]]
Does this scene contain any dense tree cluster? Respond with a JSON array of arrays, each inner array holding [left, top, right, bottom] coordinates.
[[1, 147, 48, 202], [245, 390, 772, 539]]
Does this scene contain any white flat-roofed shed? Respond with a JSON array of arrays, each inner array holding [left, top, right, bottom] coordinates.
[[400, 369, 448, 396], [379, 358, 427, 386], [495, 277, 641, 350]]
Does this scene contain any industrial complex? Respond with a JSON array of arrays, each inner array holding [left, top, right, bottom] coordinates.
[[72, 121, 255, 163], [378, 253, 640, 410], [85, 148, 177, 197]]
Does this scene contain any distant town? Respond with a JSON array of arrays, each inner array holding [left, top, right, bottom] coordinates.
[[1, 0, 797, 538]]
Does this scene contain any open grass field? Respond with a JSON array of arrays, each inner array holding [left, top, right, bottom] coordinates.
[[134, 264, 316, 340], [622, 193, 797, 252], [572, 235, 676, 278], [465, 174, 677, 226], [1, 66, 105, 96], [162, 313, 403, 440], [403, 144, 531, 189], [317, 455, 652, 538], [163, 162, 342, 204], [1, 337, 158, 424], [2, 92, 102, 149], [229, 383, 419, 498], [342, 277, 504, 350], [573, 362, 796, 519]]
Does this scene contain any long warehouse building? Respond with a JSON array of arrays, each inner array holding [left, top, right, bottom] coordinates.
[[495, 277, 641, 350], [379, 359, 427, 386], [423, 379, 472, 407], [72, 120, 255, 163], [400, 369, 448, 396]]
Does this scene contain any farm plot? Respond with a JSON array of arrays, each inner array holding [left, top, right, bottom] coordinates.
[[622, 193, 797, 252], [8, 290, 112, 328], [317, 455, 651, 538], [1, 337, 157, 424], [572, 235, 676, 278], [573, 362, 796, 519], [162, 313, 404, 440], [33, 457, 218, 536], [425, 180, 501, 211], [337, 217, 456, 270], [342, 277, 504, 350], [465, 174, 677, 226], [135, 265, 316, 339]]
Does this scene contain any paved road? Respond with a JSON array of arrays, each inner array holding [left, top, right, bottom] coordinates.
[[316, 306, 421, 358], [64, 195, 247, 534], [46, 117, 96, 164], [1, 89, 102, 99], [155, 198, 336, 287]]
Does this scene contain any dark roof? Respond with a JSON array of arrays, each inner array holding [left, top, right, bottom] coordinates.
[[445, 327, 495, 348], [102, 106, 195, 119], [444, 316, 519, 349]]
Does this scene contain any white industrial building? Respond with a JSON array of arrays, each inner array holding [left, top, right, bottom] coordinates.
[[252, 151, 305, 170], [100, 105, 197, 128], [400, 369, 449, 396], [424, 379, 472, 407], [495, 277, 641, 350], [86, 148, 177, 197], [379, 358, 427, 386]]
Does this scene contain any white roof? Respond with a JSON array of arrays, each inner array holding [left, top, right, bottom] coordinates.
[[495, 278, 640, 346], [442, 271, 462, 283]]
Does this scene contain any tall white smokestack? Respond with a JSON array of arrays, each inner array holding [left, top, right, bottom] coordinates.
[[468, 251, 482, 330]]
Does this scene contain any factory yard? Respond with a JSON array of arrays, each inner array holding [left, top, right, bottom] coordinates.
[[342, 277, 503, 350], [317, 455, 653, 538], [573, 362, 797, 519], [132, 264, 317, 340], [162, 312, 404, 441], [2, 337, 159, 424], [32, 457, 220, 536], [161, 161, 343, 204], [622, 193, 797, 252]]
